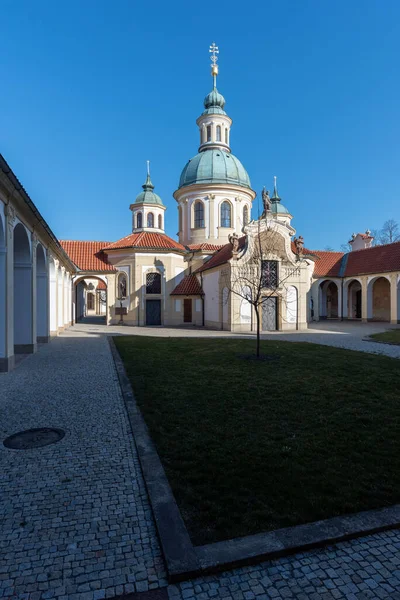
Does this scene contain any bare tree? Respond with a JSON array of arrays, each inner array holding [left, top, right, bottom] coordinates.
[[379, 219, 400, 244], [222, 220, 304, 358], [340, 241, 352, 253]]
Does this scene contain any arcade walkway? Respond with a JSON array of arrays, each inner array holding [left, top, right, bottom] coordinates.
[[1, 326, 400, 599]]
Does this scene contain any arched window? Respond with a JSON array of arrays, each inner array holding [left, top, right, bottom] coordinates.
[[147, 212, 154, 228], [225, 128, 228, 144], [243, 205, 249, 226], [206, 125, 212, 142], [146, 272, 161, 294], [221, 201, 232, 228], [137, 212, 142, 228], [178, 206, 183, 232], [194, 201, 205, 228], [216, 125, 221, 141], [158, 214, 162, 229]]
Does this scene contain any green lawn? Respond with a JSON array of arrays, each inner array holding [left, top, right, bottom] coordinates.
[[370, 329, 400, 344], [114, 336, 400, 546]]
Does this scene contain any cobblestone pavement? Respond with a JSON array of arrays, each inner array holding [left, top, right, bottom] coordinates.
[[2, 325, 400, 600], [0, 329, 167, 600], [169, 529, 400, 599]]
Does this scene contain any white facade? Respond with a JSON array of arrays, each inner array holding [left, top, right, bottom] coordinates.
[[0, 157, 75, 372]]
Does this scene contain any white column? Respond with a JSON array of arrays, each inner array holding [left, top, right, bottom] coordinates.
[[49, 257, 58, 334], [31, 236, 37, 347], [0, 242, 6, 369], [64, 272, 69, 326], [57, 266, 64, 329]]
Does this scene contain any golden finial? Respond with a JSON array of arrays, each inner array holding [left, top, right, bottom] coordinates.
[[209, 42, 219, 85]]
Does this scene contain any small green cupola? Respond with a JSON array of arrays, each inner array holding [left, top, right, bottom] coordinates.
[[270, 176, 290, 216], [129, 162, 166, 232], [134, 170, 164, 207]]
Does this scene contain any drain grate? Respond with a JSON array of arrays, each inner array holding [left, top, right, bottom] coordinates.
[[3, 428, 65, 450]]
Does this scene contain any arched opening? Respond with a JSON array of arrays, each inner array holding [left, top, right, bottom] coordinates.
[[398, 280, 400, 323], [158, 214, 162, 229], [13, 223, 33, 352], [347, 279, 362, 319], [147, 212, 154, 228], [36, 244, 48, 342], [240, 286, 251, 326], [368, 277, 391, 321], [137, 212, 142, 229], [243, 205, 249, 226], [222, 287, 229, 326], [49, 258, 57, 333], [319, 280, 339, 319], [194, 200, 205, 228], [216, 125, 221, 141], [57, 266, 63, 329], [220, 201, 232, 228], [225, 128, 228, 144], [74, 276, 108, 324], [286, 285, 298, 327], [0, 215, 6, 364], [206, 125, 212, 142]]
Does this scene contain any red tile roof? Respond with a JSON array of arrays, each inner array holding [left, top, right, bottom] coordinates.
[[59, 241, 116, 272], [311, 251, 344, 277], [195, 237, 246, 273], [103, 232, 186, 252], [97, 280, 107, 290], [187, 243, 224, 252], [345, 241, 400, 276], [171, 274, 204, 296]]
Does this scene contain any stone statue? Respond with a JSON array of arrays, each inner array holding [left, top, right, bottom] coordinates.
[[262, 187, 271, 212], [294, 235, 304, 255], [229, 232, 240, 252], [118, 275, 127, 299]]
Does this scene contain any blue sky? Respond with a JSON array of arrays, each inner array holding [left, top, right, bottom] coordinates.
[[1, 0, 400, 250]]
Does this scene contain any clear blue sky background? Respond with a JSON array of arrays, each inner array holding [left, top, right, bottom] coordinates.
[[1, 0, 400, 250]]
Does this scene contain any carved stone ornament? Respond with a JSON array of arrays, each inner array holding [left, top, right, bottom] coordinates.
[[229, 232, 240, 253], [294, 235, 304, 255], [31, 232, 38, 256], [5, 203, 16, 236]]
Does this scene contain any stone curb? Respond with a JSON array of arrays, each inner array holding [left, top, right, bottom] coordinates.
[[363, 336, 400, 346], [108, 337, 199, 581], [109, 336, 400, 583]]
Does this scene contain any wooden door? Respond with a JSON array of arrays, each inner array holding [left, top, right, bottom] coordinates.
[[183, 299, 192, 323], [146, 300, 161, 325]]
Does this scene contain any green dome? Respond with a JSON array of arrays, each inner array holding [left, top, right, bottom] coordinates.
[[179, 150, 251, 189], [271, 202, 290, 215], [134, 173, 164, 206], [270, 183, 290, 214], [203, 87, 226, 115]]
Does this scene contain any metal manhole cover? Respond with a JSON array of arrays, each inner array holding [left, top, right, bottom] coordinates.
[[3, 428, 65, 450]]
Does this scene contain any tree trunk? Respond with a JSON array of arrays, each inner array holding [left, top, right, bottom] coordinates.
[[255, 304, 260, 358]]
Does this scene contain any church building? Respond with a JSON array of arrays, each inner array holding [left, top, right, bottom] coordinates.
[[1, 44, 400, 371]]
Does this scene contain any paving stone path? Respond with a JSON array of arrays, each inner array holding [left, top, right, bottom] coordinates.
[[1, 325, 400, 600], [0, 329, 167, 600]]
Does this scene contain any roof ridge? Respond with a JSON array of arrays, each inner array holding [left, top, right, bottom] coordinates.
[[59, 239, 113, 244], [349, 239, 400, 253]]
